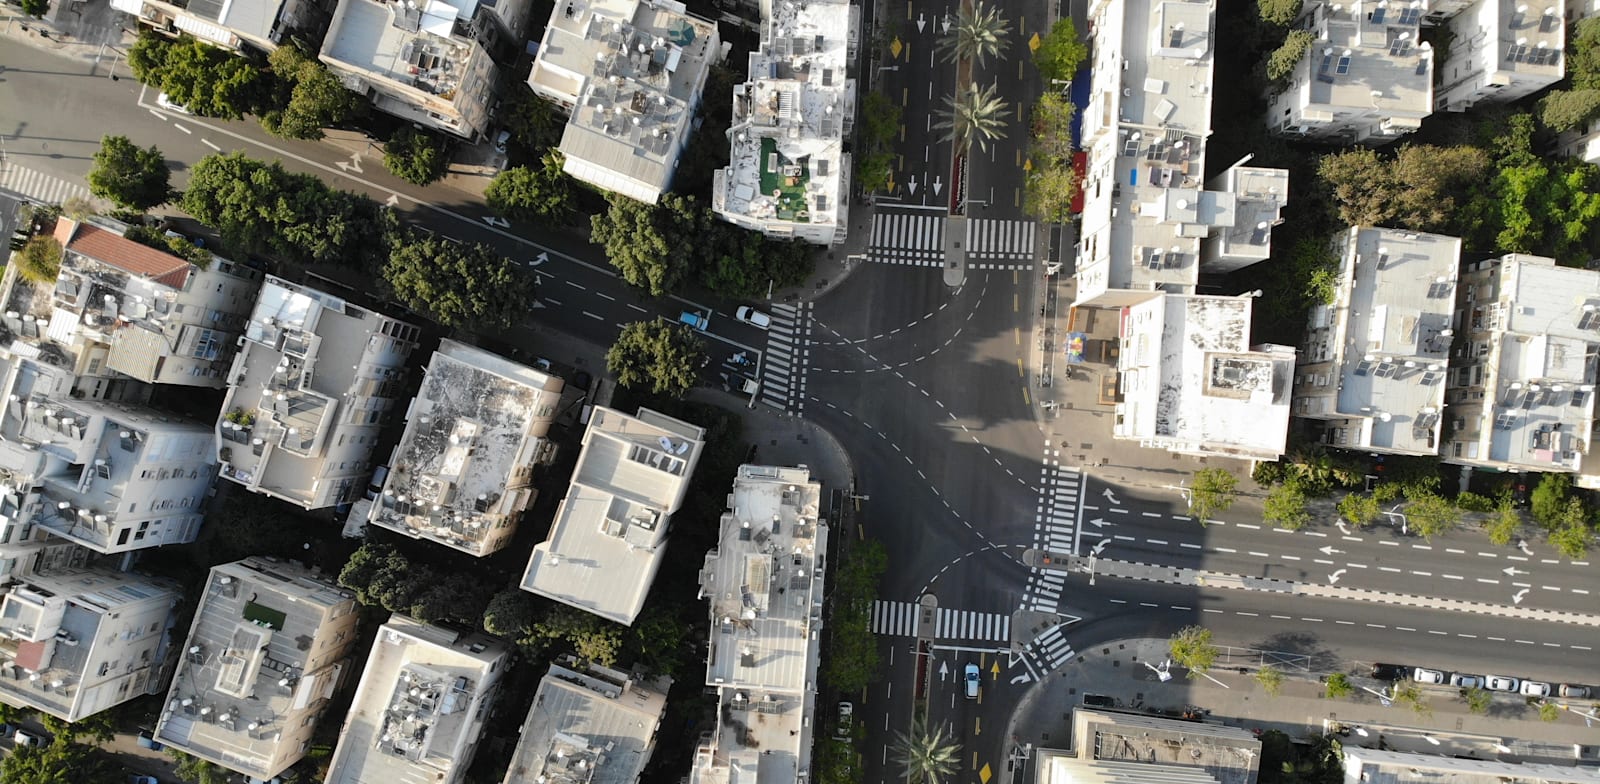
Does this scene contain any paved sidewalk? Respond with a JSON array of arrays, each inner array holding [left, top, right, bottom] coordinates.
[[1006, 637, 1597, 767], [1, 0, 133, 74]]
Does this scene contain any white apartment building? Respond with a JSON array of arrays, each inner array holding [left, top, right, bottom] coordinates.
[[1437, 0, 1564, 112], [502, 658, 670, 784], [320, 0, 499, 140], [1116, 293, 1296, 461], [688, 465, 827, 784], [521, 406, 704, 625], [370, 340, 563, 556], [1554, 116, 1600, 165], [1342, 747, 1600, 784], [1295, 228, 1463, 456], [1443, 253, 1600, 475], [1074, 0, 1290, 307], [527, 0, 723, 203], [1267, 0, 1434, 144], [325, 615, 509, 784], [216, 276, 420, 510], [0, 350, 216, 554], [711, 0, 858, 245], [0, 566, 179, 722], [156, 557, 360, 781], [1034, 710, 1261, 784], [111, 0, 320, 52], [0, 217, 262, 396]]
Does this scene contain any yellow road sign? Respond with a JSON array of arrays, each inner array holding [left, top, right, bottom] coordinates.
[[890, 36, 903, 59], [980, 763, 994, 784], [1028, 32, 1041, 53], [1023, 157, 1034, 172]]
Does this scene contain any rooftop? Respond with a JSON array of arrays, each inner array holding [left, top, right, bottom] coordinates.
[[1038, 753, 1223, 784], [372, 340, 562, 555], [178, 0, 290, 43], [1074, 709, 1260, 784], [1204, 166, 1289, 265], [1343, 747, 1600, 784], [1118, 294, 1294, 459], [502, 659, 670, 784], [156, 557, 358, 780], [1481, 0, 1565, 77], [521, 407, 706, 625], [323, 0, 476, 98], [325, 615, 509, 784], [1297, 1, 1433, 113]]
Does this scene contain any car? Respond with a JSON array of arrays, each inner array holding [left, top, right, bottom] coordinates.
[[136, 729, 164, 751], [1412, 668, 1445, 684], [1370, 663, 1410, 681], [1484, 675, 1520, 692], [1449, 674, 1482, 689], [1559, 684, 1591, 698], [679, 310, 710, 331], [720, 372, 759, 396], [493, 129, 510, 154], [155, 91, 191, 115], [533, 357, 554, 372], [735, 306, 772, 330], [833, 702, 853, 740], [130, 776, 160, 784], [364, 465, 390, 502], [964, 663, 980, 699], [1520, 680, 1552, 698], [12, 730, 42, 747]]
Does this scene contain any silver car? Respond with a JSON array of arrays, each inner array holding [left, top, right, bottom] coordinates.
[[1520, 680, 1551, 698], [1412, 668, 1445, 684], [1485, 674, 1520, 692], [1449, 673, 1482, 689]]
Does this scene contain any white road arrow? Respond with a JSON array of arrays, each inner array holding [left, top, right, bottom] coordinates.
[[482, 216, 511, 228], [1513, 588, 1530, 605], [1010, 672, 1031, 685], [917, 11, 926, 32], [528, 299, 547, 309], [1335, 521, 1350, 535], [532, 252, 550, 266], [384, 193, 399, 207], [335, 152, 363, 173], [907, 175, 919, 195], [1328, 569, 1347, 585], [1318, 545, 1344, 556], [940, 13, 951, 33], [1093, 538, 1110, 555], [1503, 566, 1527, 577], [932, 175, 943, 196], [1087, 518, 1110, 529], [939, 660, 950, 682], [1518, 539, 1534, 556], [1101, 488, 1121, 505]]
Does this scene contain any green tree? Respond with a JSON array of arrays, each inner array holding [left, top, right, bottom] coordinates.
[[1316, 144, 1491, 234], [338, 542, 418, 610], [606, 321, 705, 397], [482, 587, 538, 638], [1168, 625, 1219, 675], [936, 82, 1010, 153], [1, 741, 108, 784], [1258, 0, 1302, 25], [1462, 686, 1491, 715], [937, 1, 1011, 66], [1267, 30, 1314, 83], [591, 194, 696, 296], [825, 540, 888, 696], [1550, 517, 1595, 559], [15, 235, 63, 284], [19, 0, 48, 18], [410, 574, 492, 626], [1531, 472, 1572, 529], [1486, 497, 1522, 546], [487, 152, 574, 225], [1032, 19, 1087, 84], [1323, 672, 1355, 699], [130, 34, 264, 120], [499, 86, 566, 155], [167, 748, 228, 784], [856, 92, 903, 193], [1538, 701, 1561, 722], [1338, 493, 1380, 527], [1391, 682, 1432, 717], [40, 713, 114, 744], [1404, 492, 1460, 539], [892, 719, 962, 784], [1454, 491, 1495, 513], [1029, 92, 1076, 164], [383, 127, 452, 186], [1569, 17, 1600, 90], [88, 135, 172, 210], [626, 610, 690, 677], [383, 234, 535, 329], [1023, 159, 1079, 224], [1255, 665, 1286, 696], [1189, 468, 1238, 525], [1538, 89, 1600, 132], [262, 45, 360, 140], [527, 606, 625, 665], [697, 225, 815, 299], [1264, 479, 1312, 531]]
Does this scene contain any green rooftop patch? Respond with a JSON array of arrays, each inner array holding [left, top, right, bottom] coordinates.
[[243, 600, 287, 630], [758, 137, 813, 223]]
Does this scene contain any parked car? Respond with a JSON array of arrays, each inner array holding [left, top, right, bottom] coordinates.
[[1370, 663, 1410, 681], [735, 306, 772, 330], [1449, 674, 1482, 689], [1082, 693, 1115, 708], [964, 663, 980, 699], [833, 702, 853, 740], [1484, 675, 1520, 692], [155, 91, 191, 115], [1520, 680, 1552, 698], [136, 729, 164, 751], [1412, 668, 1445, 684], [364, 465, 390, 501], [1559, 684, 1591, 698], [493, 129, 510, 154], [12, 730, 42, 747], [679, 310, 710, 331]]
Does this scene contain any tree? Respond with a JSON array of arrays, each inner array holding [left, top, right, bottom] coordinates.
[[383, 127, 451, 186], [40, 713, 113, 744], [129, 34, 265, 120], [1538, 701, 1561, 722], [15, 235, 62, 284], [338, 542, 421, 611], [1189, 468, 1238, 524], [1258, 0, 1302, 25], [1486, 498, 1522, 546], [1267, 30, 1314, 83], [936, 82, 1010, 153], [0, 739, 110, 784], [1338, 493, 1380, 528], [410, 574, 492, 626], [1391, 682, 1431, 717], [1404, 492, 1460, 539], [483, 587, 538, 638], [1264, 479, 1311, 531], [1255, 665, 1285, 696], [892, 719, 962, 784], [1550, 517, 1595, 559], [937, 1, 1011, 66], [1323, 672, 1354, 699], [1538, 89, 1600, 132], [607, 321, 705, 397], [1168, 625, 1219, 675], [1029, 92, 1077, 164], [19, 0, 48, 18], [1570, 18, 1600, 90], [856, 92, 903, 193], [263, 45, 360, 140], [167, 749, 228, 784], [88, 135, 172, 210], [591, 194, 696, 296], [486, 152, 574, 225], [1530, 472, 1573, 529], [499, 86, 566, 155], [825, 541, 888, 696], [1316, 144, 1490, 234], [1023, 159, 1079, 224], [1462, 686, 1491, 715], [1032, 19, 1087, 84], [383, 234, 536, 329], [527, 606, 624, 665]]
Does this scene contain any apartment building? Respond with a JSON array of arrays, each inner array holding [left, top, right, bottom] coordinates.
[[521, 406, 705, 626], [325, 615, 509, 784], [111, 0, 322, 52], [0, 349, 216, 554], [1115, 293, 1296, 461], [156, 557, 360, 781], [1554, 116, 1600, 165], [0, 217, 262, 397], [370, 340, 563, 556], [1342, 747, 1600, 784], [1436, 0, 1564, 112], [1295, 228, 1463, 456], [502, 658, 670, 784], [527, 0, 723, 203], [711, 0, 857, 245], [319, 0, 499, 140], [688, 465, 828, 784], [1267, 0, 1434, 144], [0, 566, 179, 722], [216, 276, 420, 510], [1034, 709, 1262, 784], [1443, 254, 1600, 475], [1074, 0, 1290, 307]]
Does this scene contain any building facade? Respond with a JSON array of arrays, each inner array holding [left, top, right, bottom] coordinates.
[[111, 0, 322, 52]]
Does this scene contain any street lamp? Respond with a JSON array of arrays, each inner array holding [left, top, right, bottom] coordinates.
[[877, 65, 900, 72]]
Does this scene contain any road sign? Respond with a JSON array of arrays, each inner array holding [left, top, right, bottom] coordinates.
[[1028, 32, 1041, 53], [890, 36, 903, 59]]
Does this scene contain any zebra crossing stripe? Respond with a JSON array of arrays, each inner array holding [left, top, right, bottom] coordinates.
[[0, 164, 93, 206]]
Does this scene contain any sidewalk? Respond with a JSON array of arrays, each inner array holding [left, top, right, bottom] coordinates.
[[772, 198, 877, 306], [1, 0, 133, 74], [1006, 637, 1596, 766]]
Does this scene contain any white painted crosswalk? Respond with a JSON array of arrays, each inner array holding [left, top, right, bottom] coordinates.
[[868, 212, 945, 266], [0, 163, 93, 207], [966, 218, 1036, 262], [870, 600, 1011, 642], [759, 302, 812, 414], [1025, 624, 1076, 671], [1023, 460, 1081, 615]]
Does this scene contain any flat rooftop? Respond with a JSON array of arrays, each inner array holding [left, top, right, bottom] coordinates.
[[1206, 166, 1288, 263], [522, 407, 706, 625], [1038, 752, 1223, 784], [1344, 748, 1600, 784], [181, 0, 287, 43], [1301, 1, 1432, 113], [1075, 709, 1260, 784], [323, 0, 474, 97], [373, 340, 562, 555], [325, 615, 509, 784], [1482, 0, 1565, 78], [502, 660, 669, 784]]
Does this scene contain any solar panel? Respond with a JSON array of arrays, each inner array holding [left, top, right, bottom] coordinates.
[[1540, 13, 1559, 33], [1397, 7, 1420, 24], [1335, 55, 1352, 75], [1354, 360, 1374, 377], [1506, 44, 1528, 62], [1369, 7, 1386, 23]]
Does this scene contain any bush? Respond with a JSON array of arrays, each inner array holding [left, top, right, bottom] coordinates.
[[20, 0, 48, 17], [1337, 493, 1380, 527], [1267, 30, 1315, 83], [1253, 461, 1288, 487], [14, 236, 62, 284], [1453, 491, 1495, 513], [1264, 479, 1311, 531], [1531, 472, 1572, 529], [383, 127, 451, 186], [1323, 672, 1354, 699]]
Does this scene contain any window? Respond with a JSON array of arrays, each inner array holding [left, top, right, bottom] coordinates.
[[117, 529, 131, 545]]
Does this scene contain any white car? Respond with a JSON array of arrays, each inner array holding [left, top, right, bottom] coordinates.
[[156, 91, 192, 115], [493, 129, 511, 154], [1412, 668, 1445, 684], [964, 663, 980, 699], [1449, 674, 1482, 689], [1484, 675, 1520, 692], [1520, 680, 1551, 698], [735, 306, 772, 330]]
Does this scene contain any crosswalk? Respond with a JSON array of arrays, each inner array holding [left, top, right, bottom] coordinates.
[[1025, 461, 1080, 613], [870, 600, 1011, 642], [0, 163, 93, 207], [966, 218, 1036, 263], [759, 302, 812, 414], [1023, 624, 1077, 672], [866, 212, 1039, 271]]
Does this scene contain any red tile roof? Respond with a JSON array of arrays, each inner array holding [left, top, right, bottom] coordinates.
[[64, 222, 193, 289]]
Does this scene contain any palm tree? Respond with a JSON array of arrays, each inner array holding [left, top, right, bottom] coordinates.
[[935, 82, 1011, 153], [937, 1, 1012, 66], [893, 719, 962, 784]]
